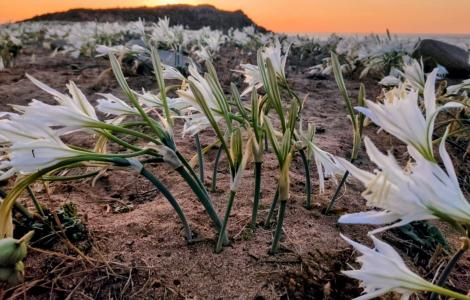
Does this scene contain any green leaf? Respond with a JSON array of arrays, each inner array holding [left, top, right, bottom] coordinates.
[[150, 46, 172, 127]]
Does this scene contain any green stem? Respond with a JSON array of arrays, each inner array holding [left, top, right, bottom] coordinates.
[[26, 186, 45, 218], [94, 123, 161, 146], [41, 171, 100, 182], [283, 82, 303, 108], [0, 190, 31, 220], [265, 187, 279, 228], [90, 149, 150, 159], [324, 170, 349, 215], [120, 121, 148, 128], [264, 133, 269, 152], [299, 151, 312, 210], [251, 162, 262, 229], [211, 146, 223, 192], [13, 202, 34, 220], [325, 136, 360, 214], [175, 151, 209, 198], [175, 166, 225, 242], [270, 200, 287, 254], [430, 238, 469, 300], [140, 168, 192, 242], [215, 191, 236, 253], [99, 130, 142, 152], [428, 284, 470, 300], [195, 134, 205, 183]]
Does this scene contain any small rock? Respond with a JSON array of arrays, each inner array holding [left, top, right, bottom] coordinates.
[[50, 39, 68, 51], [126, 39, 146, 48]]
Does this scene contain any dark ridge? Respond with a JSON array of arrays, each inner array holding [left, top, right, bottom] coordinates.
[[22, 4, 267, 32]]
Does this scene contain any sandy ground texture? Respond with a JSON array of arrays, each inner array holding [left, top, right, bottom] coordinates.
[[0, 45, 469, 299]]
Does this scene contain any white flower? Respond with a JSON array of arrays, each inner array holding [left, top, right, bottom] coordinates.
[[237, 39, 290, 96], [338, 136, 470, 233], [181, 64, 220, 112], [14, 75, 101, 134], [447, 78, 470, 95], [356, 69, 462, 160], [312, 144, 345, 193], [135, 18, 145, 35], [5, 139, 81, 174], [407, 131, 470, 225], [137, 89, 188, 111], [237, 64, 263, 97], [96, 93, 138, 116], [0, 113, 54, 144], [400, 58, 425, 92], [262, 39, 290, 79], [194, 45, 212, 62], [175, 64, 224, 135], [13, 100, 98, 135], [95, 45, 128, 57], [27, 74, 97, 119], [162, 64, 185, 81], [0, 122, 82, 179], [341, 234, 435, 300], [298, 120, 344, 193], [337, 137, 429, 231], [306, 64, 324, 77], [179, 112, 214, 136]]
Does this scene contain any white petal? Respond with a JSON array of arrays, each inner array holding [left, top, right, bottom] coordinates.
[[423, 68, 438, 118], [339, 211, 401, 225]]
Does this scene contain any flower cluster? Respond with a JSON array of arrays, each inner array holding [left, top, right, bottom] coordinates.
[[338, 67, 470, 300]]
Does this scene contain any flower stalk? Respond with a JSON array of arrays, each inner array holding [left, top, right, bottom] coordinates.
[[139, 167, 193, 242], [429, 236, 470, 300], [215, 191, 236, 253], [325, 53, 366, 214], [265, 186, 280, 228], [250, 161, 262, 229], [195, 133, 205, 182], [271, 200, 286, 254], [210, 146, 223, 192]]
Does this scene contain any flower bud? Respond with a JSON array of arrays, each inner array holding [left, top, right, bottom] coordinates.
[[0, 231, 33, 266], [145, 143, 182, 169], [230, 127, 243, 168], [0, 261, 24, 285], [279, 153, 292, 201]]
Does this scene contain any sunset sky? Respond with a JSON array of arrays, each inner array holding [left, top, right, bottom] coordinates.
[[1, 0, 469, 34]]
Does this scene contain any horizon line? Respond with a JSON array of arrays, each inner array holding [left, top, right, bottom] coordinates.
[[1, 4, 470, 36]]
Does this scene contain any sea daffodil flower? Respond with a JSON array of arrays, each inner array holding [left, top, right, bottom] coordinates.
[[96, 93, 138, 116], [237, 39, 290, 96], [14, 75, 102, 134], [356, 69, 462, 161], [298, 120, 344, 193], [0, 127, 84, 179], [342, 234, 446, 300], [338, 135, 470, 233]]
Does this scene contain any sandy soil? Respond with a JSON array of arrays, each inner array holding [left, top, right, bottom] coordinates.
[[0, 45, 469, 299]]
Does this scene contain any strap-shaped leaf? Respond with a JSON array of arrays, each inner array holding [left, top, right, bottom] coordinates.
[[150, 46, 172, 128], [330, 52, 358, 132]]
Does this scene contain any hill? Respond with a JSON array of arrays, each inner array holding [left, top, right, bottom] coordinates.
[[23, 4, 266, 31]]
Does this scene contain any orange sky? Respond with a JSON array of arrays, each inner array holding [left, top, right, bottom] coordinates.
[[1, 0, 469, 34]]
